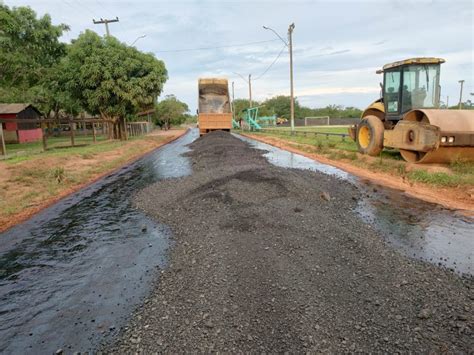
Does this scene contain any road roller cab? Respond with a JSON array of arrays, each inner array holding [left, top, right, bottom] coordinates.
[[352, 58, 474, 163]]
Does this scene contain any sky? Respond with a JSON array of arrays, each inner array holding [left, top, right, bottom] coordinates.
[[5, 0, 474, 112]]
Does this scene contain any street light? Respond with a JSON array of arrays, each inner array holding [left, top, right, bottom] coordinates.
[[233, 72, 252, 108], [130, 34, 146, 46], [263, 23, 295, 131]]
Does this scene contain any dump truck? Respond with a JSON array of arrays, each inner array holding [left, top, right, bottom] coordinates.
[[349, 58, 474, 163], [198, 78, 232, 136]]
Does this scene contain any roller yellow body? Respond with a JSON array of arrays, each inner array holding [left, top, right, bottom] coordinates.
[[352, 58, 474, 163]]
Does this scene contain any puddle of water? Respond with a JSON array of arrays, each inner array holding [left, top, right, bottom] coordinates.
[[237, 134, 473, 277], [0, 130, 198, 354], [237, 134, 350, 180], [356, 183, 473, 277]]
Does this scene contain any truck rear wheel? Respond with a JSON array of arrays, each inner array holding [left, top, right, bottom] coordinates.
[[357, 115, 384, 156]]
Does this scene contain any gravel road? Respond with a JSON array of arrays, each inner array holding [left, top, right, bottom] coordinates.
[[108, 131, 472, 353]]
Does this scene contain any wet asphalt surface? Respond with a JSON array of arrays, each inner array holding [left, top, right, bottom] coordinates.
[[109, 131, 473, 353], [0, 130, 198, 354]]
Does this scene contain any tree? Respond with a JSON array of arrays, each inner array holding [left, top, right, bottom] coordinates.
[[60, 30, 167, 139], [154, 95, 189, 130], [31, 63, 82, 119], [232, 99, 251, 119], [232, 98, 274, 119], [0, 4, 69, 105], [263, 95, 302, 119]]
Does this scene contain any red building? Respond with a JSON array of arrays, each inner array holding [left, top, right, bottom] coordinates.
[[0, 104, 43, 143]]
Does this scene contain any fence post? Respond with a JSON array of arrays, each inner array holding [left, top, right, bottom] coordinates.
[[0, 123, 6, 157], [69, 120, 75, 147], [92, 123, 97, 143], [42, 122, 48, 151]]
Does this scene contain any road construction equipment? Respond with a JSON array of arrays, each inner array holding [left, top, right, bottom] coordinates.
[[349, 58, 474, 163], [198, 78, 232, 136]]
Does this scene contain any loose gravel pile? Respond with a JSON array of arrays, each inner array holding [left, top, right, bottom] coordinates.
[[108, 131, 472, 352]]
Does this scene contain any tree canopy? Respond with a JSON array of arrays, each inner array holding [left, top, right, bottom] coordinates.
[[232, 95, 362, 119], [154, 95, 189, 130], [0, 4, 69, 104], [62, 30, 167, 120]]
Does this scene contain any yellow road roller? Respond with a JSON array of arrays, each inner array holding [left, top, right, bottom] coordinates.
[[349, 58, 474, 163]]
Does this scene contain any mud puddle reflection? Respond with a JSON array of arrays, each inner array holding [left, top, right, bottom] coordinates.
[[0, 130, 198, 354], [238, 134, 473, 277]]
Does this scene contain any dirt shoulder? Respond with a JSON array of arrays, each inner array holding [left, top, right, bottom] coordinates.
[[108, 131, 472, 353], [241, 133, 474, 214], [0, 129, 187, 233]]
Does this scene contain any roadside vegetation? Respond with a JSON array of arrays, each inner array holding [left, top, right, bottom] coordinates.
[[246, 127, 474, 188], [233, 97, 362, 120], [0, 4, 168, 139]]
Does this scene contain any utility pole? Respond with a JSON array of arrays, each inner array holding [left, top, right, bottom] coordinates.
[[231, 81, 235, 121], [233, 72, 253, 108], [263, 23, 296, 131], [288, 23, 295, 131], [248, 74, 252, 108], [458, 80, 465, 109], [93, 17, 119, 37], [446, 95, 449, 109]]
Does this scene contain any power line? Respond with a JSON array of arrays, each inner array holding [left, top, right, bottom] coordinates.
[[254, 44, 287, 80], [155, 39, 279, 53], [72, 0, 96, 16]]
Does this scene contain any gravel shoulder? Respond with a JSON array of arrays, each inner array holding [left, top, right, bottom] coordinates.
[[108, 131, 472, 353]]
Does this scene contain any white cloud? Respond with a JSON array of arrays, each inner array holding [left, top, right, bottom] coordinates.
[[5, 0, 473, 110]]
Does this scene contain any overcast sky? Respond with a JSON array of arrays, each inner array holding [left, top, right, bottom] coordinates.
[[5, 0, 474, 111]]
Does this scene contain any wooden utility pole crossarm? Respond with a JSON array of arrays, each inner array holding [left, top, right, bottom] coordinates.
[[93, 17, 119, 36]]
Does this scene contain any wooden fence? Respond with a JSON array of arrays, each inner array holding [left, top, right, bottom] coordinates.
[[127, 121, 151, 137], [0, 118, 152, 158]]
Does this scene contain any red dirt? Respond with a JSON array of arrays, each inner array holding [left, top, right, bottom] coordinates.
[[242, 133, 474, 215]]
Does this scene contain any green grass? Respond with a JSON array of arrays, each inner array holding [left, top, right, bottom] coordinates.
[[250, 129, 358, 154], [4, 135, 109, 159], [265, 125, 350, 134], [407, 170, 461, 186], [249, 127, 405, 161], [3, 135, 125, 164], [450, 158, 474, 175]]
